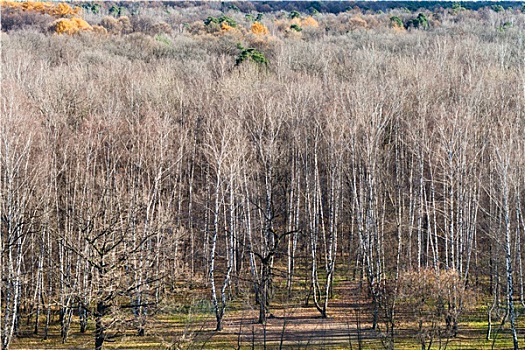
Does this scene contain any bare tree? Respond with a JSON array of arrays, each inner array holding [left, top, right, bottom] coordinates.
[[0, 87, 43, 350]]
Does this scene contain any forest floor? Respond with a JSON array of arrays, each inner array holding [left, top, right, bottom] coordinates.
[[10, 278, 520, 349]]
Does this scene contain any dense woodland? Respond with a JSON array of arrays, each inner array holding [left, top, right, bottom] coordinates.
[[2, 1, 525, 349]]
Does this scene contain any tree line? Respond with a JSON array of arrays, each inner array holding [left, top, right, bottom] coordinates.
[[1, 5, 525, 350]]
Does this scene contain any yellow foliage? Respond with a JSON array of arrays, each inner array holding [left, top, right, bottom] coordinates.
[[286, 17, 320, 31], [22, 1, 46, 12], [301, 16, 319, 28], [1, 1, 25, 9], [72, 17, 91, 30], [53, 17, 92, 35], [0, 1, 91, 35], [53, 18, 76, 34], [221, 22, 234, 31], [54, 3, 79, 16], [251, 22, 269, 35], [1, 1, 81, 17]]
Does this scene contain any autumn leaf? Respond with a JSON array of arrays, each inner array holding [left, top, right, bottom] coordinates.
[[251, 22, 269, 35]]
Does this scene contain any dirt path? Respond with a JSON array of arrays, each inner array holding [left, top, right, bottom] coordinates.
[[191, 280, 381, 349]]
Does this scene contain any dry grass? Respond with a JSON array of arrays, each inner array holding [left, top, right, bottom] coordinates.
[[12, 279, 521, 349]]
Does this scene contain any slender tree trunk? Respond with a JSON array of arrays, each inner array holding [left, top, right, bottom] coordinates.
[[501, 165, 519, 350], [210, 170, 222, 331]]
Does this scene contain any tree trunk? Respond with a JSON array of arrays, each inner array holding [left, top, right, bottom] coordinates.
[[95, 301, 106, 350], [501, 168, 519, 350]]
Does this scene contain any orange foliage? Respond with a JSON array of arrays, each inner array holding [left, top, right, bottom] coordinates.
[[301, 16, 319, 28], [1, 1, 80, 17], [251, 22, 269, 35], [22, 1, 46, 12], [286, 16, 319, 30], [53, 17, 92, 35], [221, 22, 234, 31], [72, 17, 91, 30], [52, 3, 79, 17], [1, 1, 91, 35]]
